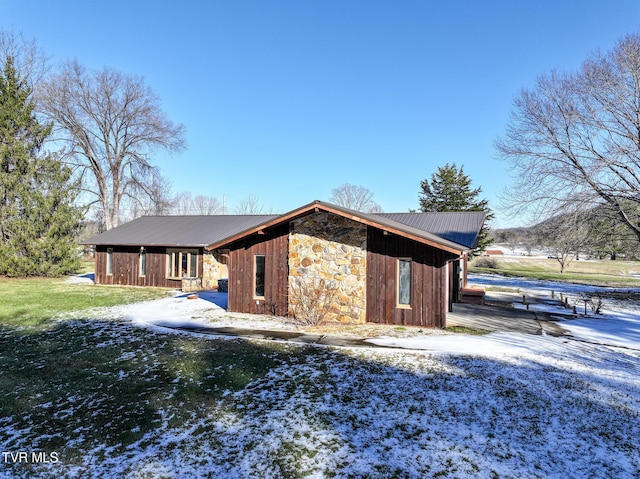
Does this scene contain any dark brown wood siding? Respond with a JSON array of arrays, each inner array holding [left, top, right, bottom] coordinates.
[[94, 245, 201, 288], [449, 259, 463, 308], [366, 227, 457, 328], [226, 223, 289, 316]]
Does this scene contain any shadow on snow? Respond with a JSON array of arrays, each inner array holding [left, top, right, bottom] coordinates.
[[0, 317, 639, 478]]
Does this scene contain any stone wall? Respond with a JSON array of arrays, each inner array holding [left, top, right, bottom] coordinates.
[[288, 211, 367, 323], [202, 251, 228, 289], [182, 277, 202, 293]]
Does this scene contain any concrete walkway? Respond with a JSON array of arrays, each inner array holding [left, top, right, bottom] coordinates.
[[150, 321, 393, 349], [448, 303, 566, 336], [148, 299, 568, 349]]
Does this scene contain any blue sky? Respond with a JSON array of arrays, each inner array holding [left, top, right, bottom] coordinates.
[[1, 1, 639, 226]]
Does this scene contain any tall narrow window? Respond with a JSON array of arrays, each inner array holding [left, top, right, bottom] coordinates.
[[397, 258, 411, 307], [139, 247, 146, 277], [106, 248, 113, 275], [254, 255, 265, 298], [189, 252, 197, 277]]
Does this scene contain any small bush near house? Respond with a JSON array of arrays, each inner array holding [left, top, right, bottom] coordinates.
[[288, 277, 339, 326]]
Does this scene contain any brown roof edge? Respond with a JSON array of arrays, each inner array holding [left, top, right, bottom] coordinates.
[[205, 200, 469, 255]]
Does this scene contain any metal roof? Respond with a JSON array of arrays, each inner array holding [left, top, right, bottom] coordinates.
[[81, 215, 278, 247], [376, 211, 486, 249], [204, 201, 486, 253], [305, 201, 481, 252], [82, 201, 486, 253]]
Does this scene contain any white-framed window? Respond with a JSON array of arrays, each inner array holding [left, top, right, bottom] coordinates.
[[254, 254, 266, 299], [106, 248, 113, 276], [139, 247, 147, 277], [167, 249, 198, 279], [397, 257, 412, 308]]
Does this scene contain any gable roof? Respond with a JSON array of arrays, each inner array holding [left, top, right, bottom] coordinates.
[[205, 200, 485, 255], [82, 200, 486, 255], [81, 215, 277, 247]]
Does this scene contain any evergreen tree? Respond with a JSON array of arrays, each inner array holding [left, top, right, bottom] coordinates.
[[0, 56, 83, 276], [419, 163, 493, 255]]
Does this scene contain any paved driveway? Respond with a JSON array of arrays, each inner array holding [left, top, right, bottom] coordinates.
[[448, 303, 566, 336]]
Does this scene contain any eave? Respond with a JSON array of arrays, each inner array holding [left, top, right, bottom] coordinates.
[[205, 200, 469, 255]]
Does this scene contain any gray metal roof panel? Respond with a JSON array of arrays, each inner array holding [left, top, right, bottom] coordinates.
[[375, 211, 486, 249], [81, 215, 278, 247]]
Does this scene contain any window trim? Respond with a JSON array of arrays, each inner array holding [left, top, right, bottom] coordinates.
[[166, 249, 199, 279], [139, 247, 147, 277], [106, 248, 113, 276], [253, 254, 266, 300], [396, 257, 412, 309]]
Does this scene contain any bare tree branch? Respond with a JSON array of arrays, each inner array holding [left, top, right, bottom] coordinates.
[[232, 195, 273, 215], [328, 183, 382, 213], [496, 34, 640, 242], [37, 59, 186, 229], [0, 30, 49, 87], [171, 191, 222, 215]]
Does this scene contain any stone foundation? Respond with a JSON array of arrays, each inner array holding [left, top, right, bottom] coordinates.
[[288, 211, 366, 323], [182, 277, 202, 293]]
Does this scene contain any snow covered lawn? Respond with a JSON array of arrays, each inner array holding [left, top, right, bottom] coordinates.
[[2, 278, 640, 478]]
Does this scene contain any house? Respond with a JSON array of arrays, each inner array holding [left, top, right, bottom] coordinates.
[[83, 200, 485, 328], [82, 215, 276, 290]]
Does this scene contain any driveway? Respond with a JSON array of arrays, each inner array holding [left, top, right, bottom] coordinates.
[[448, 303, 567, 336]]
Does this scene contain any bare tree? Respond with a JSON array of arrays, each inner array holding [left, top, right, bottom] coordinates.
[[232, 195, 272, 214], [0, 30, 49, 87], [171, 191, 222, 215], [37, 60, 186, 229], [496, 34, 640, 243], [192, 194, 222, 215], [536, 213, 590, 273], [329, 183, 382, 213], [172, 191, 194, 215], [130, 171, 174, 217]]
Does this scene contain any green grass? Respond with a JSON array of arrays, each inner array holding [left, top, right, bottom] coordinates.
[[0, 275, 300, 470], [470, 256, 640, 287], [0, 277, 170, 329], [445, 325, 487, 335], [0, 277, 638, 477], [0, 318, 298, 467]]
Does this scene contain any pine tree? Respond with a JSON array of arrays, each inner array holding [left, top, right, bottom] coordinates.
[[419, 163, 493, 254], [0, 55, 83, 276]]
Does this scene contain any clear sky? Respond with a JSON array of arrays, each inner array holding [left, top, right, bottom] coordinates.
[[1, 1, 639, 226]]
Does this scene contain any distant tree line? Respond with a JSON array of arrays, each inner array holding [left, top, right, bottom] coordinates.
[[494, 206, 640, 267]]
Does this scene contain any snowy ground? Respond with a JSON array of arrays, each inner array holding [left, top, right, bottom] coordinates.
[[468, 273, 640, 351], [127, 274, 640, 353], [2, 274, 640, 478]]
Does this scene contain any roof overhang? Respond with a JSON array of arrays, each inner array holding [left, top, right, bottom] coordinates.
[[81, 241, 207, 248], [206, 200, 470, 255]]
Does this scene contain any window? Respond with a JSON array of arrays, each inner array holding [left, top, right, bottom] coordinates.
[[397, 258, 411, 307], [254, 255, 265, 298], [139, 247, 146, 277], [106, 248, 113, 275], [167, 249, 198, 278]]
